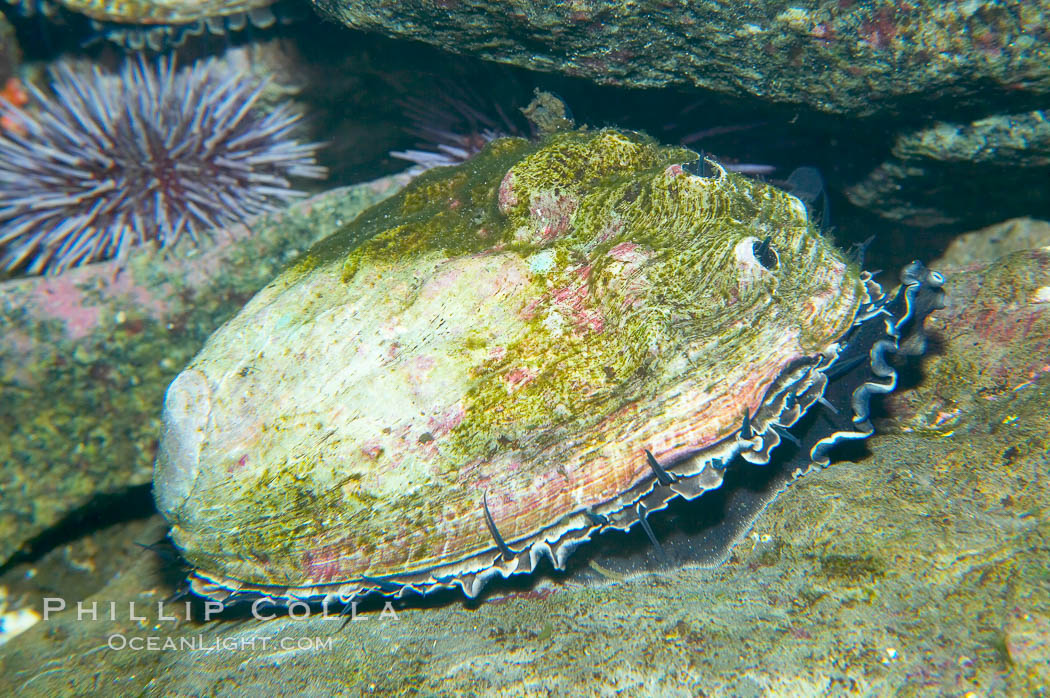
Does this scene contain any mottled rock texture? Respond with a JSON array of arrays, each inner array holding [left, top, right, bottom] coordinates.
[[887, 221, 1050, 434], [846, 112, 1050, 227], [0, 175, 408, 567], [0, 13, 20, 90], [310, 0, 1050, 116], [936, 217, 1050, 269]]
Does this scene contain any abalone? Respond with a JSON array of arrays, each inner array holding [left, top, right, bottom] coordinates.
[[57, 0, 275, 24], [8, 0, 281, 51], [154, 128, 941, 604]]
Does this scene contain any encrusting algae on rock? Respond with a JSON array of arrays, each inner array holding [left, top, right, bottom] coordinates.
[[154, 125, 943, 604]]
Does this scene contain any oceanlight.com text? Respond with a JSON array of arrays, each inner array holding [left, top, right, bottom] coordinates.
[[107, 634, 336, 652]]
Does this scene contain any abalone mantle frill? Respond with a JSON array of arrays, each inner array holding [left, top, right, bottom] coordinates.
[[153, 129, 934, 603], [56, 0, 275, 25]]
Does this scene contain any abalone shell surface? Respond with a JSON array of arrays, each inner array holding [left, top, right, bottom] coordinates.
[[154, 129, 869, 601], [57, 0, 274, 24]]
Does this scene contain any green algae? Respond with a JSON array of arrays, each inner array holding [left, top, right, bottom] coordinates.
[[820, 553, 886, 582], [156, 126, 874, 592], [293, 129, 863, 465]]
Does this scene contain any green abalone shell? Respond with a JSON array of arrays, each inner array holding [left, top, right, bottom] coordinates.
[[154, 128, 871, 601], [11, 0, 280, 51], [57, 0, 274, 24]]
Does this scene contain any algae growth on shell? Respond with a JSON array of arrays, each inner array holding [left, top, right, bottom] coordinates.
[[154, 127, 891, 603], [24, 0, 282, 51], [55, 0, 276, 24]]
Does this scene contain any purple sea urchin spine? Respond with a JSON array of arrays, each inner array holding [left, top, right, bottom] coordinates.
[[390, 88, 530, 173], [0, 56, 326, 275]]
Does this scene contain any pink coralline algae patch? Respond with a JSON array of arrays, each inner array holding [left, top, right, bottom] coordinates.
[[608, 242, 647, 264], [484, 257, 530, 297], [302, 543, 351, 584], [7, 249, 178, 342], [886, 249, 1047, 429], [32, 275, 103, 341], [519, 296, 541, 321], [360, 439, 384, 460], [515, 190, 579, 244], [428, 403, 466, 439], [809, 21, 836, 45], [550, 278, 605, 335], [503, 366, 537, 391], [858, 7, 899, 49], [485, 585, 556, 606], [414, 355, 437, 373], [226, 454, 249, 474], [420, 265, 464, 301], [497, 171, 518, 212]]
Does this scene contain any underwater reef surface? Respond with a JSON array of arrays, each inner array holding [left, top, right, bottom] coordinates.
[[935, 217, 1050, 268], [310, 0, 1050, 117], [886, 220, 1050, 432], [0, 174, 409, 568], [0, 219, 1047, 694], [0, 13, 18, 85], [847, 112, 1050, 228]]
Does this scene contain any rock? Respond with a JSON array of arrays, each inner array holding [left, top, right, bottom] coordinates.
[[894, 112, 1050, 168], [937, 217, 1050, 268], [0, 174, 409, 567], [845, 112, 1050, 227], [885, 225, 1050, 432], [309, 0, 1050, 117], [1006, 608, 1050, 691]]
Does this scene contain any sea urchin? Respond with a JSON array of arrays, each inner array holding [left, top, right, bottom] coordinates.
[[0, 56, 326, 275]]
